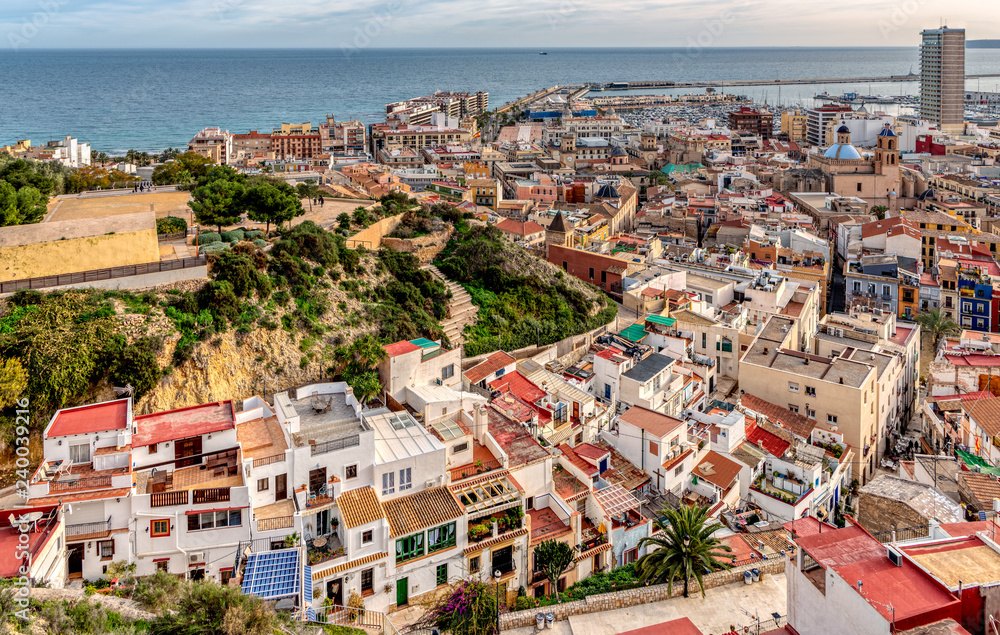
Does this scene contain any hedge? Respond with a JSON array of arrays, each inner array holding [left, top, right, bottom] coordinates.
[[245, 230, 264, 240], [196, 232, 221, 245], [221, 229, 246, 243], [156, 216, 187, 234], [252, 239, 267, 247], [199, 242, 231, 254]]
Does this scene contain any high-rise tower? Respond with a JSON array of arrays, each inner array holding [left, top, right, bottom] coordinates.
[[920, 27, 965, 132]]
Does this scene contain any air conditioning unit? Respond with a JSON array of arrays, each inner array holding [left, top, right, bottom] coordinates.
[[425, 480, 436, 489], [885, 547, 903, 567], [188, 552, 205, 564]]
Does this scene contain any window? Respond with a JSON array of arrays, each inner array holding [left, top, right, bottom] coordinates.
[[788, 382, 799, 393], [882, 285, 891, 298], [156, 560, 169, 573], [345, 464, 358, 480], [469, 555, 481, 574], [589, 267, 595, 280], [362, 530, 374, 545], [151, 519, 170, 537], [428, 523, 456, 552], [623, 548, 638, 565], [526, 496, 534, 510], [187, 509, 242, 531], [827, 414, 838, 425], [649, 440, 658, 456], [805, 386, 816, 397], [788, 404, 799, 413], [148, 443, 157, 454], [442, 364, 455, 380], [396, 533, 424, 563], [601, 271, 607, 284], [98, 540, 114, 559], [257, 477, 269, 492], [398, 468, 412, 491], [436, 564, 448, 586], [978, 319, 986, 329], [382, 472, 395, 496], [853, 281, 861, 293], [69, 443, 90, 464], [674, 464, 684, 476], [361, 568, 374, 595], [220, 568, 234, 586], [701, 333, 707, 349], [453, 442, 468, 454], [808, 409, 816, 419], [857, 183, 862, 192]]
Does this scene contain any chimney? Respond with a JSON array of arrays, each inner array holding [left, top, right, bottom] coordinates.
[[472, 404, 489, 443], [763, 347, 769, 355]]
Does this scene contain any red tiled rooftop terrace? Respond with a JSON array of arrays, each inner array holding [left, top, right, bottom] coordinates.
[[528, 507, 572, 545], [46, 399, 129, 438], [133, 401, 235, 447]]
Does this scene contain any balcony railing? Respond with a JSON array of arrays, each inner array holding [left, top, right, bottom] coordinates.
[[50, 475, 113, 491], [252, 453, 286, 468], [257, 516, 295, 533], [193, 487, 231, 504], [66, 517, 112, 538], [311, 435, 360, 456], [492, 559, 516, 576], [151, 490, 189, 507]]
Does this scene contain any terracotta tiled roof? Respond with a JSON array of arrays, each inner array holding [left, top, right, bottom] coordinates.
[[463, 528, 528, 555], [29, 487, 132, 506], [596, 440, 650, 492], [740, 394, 815, 440], [693, 451, 742, 491], [618, 406, 685, 438], [337, 486, 384, 529], [745, 420, 791, 457], [384, 340, 421, 357], [962, 397, 1000, 436], [312, 551, 388, 581], [465, 351, 516, 384], [382, 487, 464, 537], [959, 472, 1000, 507], [557, 443, 598, 477], [573, 443, 609, 462]]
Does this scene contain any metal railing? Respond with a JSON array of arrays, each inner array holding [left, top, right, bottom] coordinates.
[[257, 516, 295, 533], [311, 435, 360, 456], [309, 605, 402, 635], [252, 453, 286, 468], [50, 475, 113, 491], [66, 517, 112, 538], [193, 487, 231, 504], [868, 524, 929, 543], [150, 490, 189, 507], [0, 256, 207, 294]]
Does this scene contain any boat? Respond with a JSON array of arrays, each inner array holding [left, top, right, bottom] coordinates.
[[539, 51, 547, 55]]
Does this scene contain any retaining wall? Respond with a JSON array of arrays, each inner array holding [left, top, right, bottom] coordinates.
[[348, 212, 406, 248], [499, 557, 786, 630]]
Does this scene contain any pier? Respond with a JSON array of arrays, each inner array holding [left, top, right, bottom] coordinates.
[[582, 73, 1000, 91]]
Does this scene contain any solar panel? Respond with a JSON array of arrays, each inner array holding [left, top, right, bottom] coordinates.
[[980, 511, 989, 521], [241, 548, 301, 599], [303, 565, 312, 602]]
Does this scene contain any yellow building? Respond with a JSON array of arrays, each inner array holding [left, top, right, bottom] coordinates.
[[465, 178, 500, 211], [780, 110, 808, 142], [274, 122, 314, 134]]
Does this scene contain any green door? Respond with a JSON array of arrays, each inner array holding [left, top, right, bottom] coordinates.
[[396, 578, 408, 607]]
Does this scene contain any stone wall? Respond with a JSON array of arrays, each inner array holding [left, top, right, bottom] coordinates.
[[856, 492, 928, 535], [499, 557, 786, 630], [380, 226, 454, 264], [347, 212, 405, 249]]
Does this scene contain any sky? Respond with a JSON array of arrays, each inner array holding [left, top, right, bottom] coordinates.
[[0, 0, 996, 50]]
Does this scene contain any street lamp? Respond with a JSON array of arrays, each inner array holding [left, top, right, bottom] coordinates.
[[494, 569, 502, 634]]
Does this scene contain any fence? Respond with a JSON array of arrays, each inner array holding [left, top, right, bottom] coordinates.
[[309, 605, 402, 635], [65, 517, 111, 538], [311, 435, 360, 456], [868, 524, 930, 543], [150, 491, 189, 507], [156, 231, 187, 242], [257, 516, 295, 533], [252, 453, 286, 468], [0, 256, 208, 294], [192, 487, 231, 504], [50, 475, 113, 491]]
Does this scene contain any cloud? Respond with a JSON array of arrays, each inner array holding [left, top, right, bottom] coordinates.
[[0, 0, 995, 48]]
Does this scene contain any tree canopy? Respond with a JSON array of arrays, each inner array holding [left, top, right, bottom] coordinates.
[[151, 151, 215, 186], [190, 178, 246, 233], [635, 504, 732, 598], [534, 539, 575, 600], [244, 181, 303, 233]]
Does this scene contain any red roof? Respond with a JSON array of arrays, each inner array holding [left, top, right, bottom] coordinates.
[[596, 347, 625, 361], [796, 524, 961, 628], [133, 401, 235, 447], [489, 371, 545, 405], [938, 521, 992, 537], [745, 420, 791, 457], [384, 340, 421, 357], [620, 617, 704, 635], [573, 442, 610, 463], [496, 219, 545, 237], [783, 516, 837, 538], [0, 506, 61, 577], [46, 399, 129, 439], [934, 391, 995, 403], [465, 351, 515, 384], [557, 443, 598, 477], [740, 394, 815, 439], [693, 451, 742, 491], [944, 355, 1000, 367]]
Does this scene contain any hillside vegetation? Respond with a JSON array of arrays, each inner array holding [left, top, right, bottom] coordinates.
[[436, 225, 616, 357]]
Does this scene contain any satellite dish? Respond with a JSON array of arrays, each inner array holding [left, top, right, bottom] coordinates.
[[113, 384, 134, 397]]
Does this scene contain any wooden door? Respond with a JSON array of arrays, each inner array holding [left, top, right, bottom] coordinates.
[[174, 436, 203, 468], [396, 578, 408, 607], [275, 474, 287, 501]]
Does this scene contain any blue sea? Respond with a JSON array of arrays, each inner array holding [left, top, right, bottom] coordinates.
[[1, 47, 999, 154]]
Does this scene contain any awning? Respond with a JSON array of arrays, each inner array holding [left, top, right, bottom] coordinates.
[[618, 324, 648, 342], [645, 315, 676, 327]]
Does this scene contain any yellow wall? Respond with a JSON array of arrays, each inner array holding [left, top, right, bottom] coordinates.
[[0, 230, 160, 281]]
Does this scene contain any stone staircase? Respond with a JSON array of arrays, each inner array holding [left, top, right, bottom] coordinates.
[[423, 264, 479, 346]]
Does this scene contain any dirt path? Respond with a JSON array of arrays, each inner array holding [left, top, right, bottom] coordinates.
[[28, 587, 156, 621]]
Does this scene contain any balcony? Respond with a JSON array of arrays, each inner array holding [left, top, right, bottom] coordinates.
[[251, 453, 286, 468], [193, 487, 231, 504], [468, 508, 524, 543], [65, 517, 112, 540], [307, 534, 346, 566], [49, 475, 113, 492], [151, 490, 189, 507]]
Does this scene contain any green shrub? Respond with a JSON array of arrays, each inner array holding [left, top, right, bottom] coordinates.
[[156, 216, 187, 234], [196, 231, 221, 245], [199, 242, 230, 254], [245, 229, 264, 239], [221, 229, 246, 243], [253, 238, 267, 247]]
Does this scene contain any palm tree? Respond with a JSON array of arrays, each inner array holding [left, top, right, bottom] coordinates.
[[915, 308, 959, 349], [350, 371, 383, 406], [635, 505, 732, 598]]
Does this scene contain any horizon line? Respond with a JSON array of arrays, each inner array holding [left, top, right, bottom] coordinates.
[[0, 45, 933, 51]]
